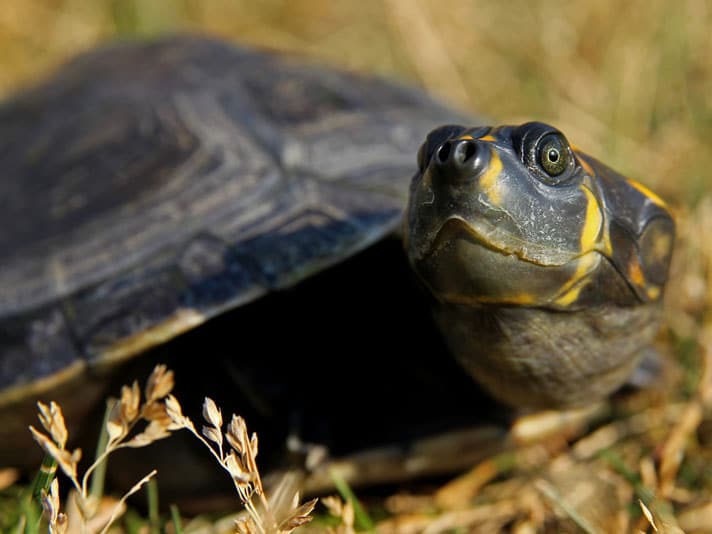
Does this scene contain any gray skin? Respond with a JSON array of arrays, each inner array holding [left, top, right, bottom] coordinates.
[[432, 303, 661, 409], [406, 123, 674, 409]]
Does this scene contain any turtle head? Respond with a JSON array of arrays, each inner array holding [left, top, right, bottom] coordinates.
[[405, 122, 675, 309]]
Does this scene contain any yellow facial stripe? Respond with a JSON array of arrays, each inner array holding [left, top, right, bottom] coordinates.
[[444, 292, 537, 306], [479, 134, 496, 142], [553, 187, 603, 307], [601, 225, 613, 256], [478, 148, 503, 205], [580, 185, 603, 252], [628, 259, 645, 287], [554, 285, 581, 307], [477, 292, 537, 305], [626, 177, 667, 208], [553, 253, 599, 307], [457, 134, 474, 140]]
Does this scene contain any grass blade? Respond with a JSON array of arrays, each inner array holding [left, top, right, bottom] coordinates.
[[330, 469, 375, 531]]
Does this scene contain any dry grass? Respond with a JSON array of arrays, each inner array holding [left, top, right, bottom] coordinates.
[[1, 1, 711, 532], [24, 365, 319, 534]]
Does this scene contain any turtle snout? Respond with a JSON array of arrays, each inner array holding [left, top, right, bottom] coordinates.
[[432, 138, 486, 182]]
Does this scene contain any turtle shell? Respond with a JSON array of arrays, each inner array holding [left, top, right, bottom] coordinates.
[[0, 36, 472, 394], [0, 35, 474, 466]]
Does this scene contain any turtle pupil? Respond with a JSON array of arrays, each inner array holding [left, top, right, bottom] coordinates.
[[536, 133, 570, 179]]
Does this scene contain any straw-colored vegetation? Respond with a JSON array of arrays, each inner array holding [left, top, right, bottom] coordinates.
[[13, 365, 320, 534], [1, 1, 711, 532]]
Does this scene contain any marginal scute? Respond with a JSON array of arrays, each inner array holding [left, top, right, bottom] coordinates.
[[588, 156, 675, 303], [638, 216, 675, 287]]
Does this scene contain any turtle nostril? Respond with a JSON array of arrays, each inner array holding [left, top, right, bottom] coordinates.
[[455, 140, 476, 164], [436, 141, 452, 164], [431, 138, 484, 182]]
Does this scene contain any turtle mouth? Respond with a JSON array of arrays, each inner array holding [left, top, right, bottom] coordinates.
[[417, 216, 573, 268], [425, 217, 528, 263], [409, 217, 593, 307]]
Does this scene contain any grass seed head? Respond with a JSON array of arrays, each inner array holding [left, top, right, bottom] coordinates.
[[142, 400, 173, 426], [120, 381, 141, 423], [106, 400, 128, 444], [227, 415, 249, 455], [28, 425, 81, 481], [124, 420, 172, 448], [164, 394, 191, 429], [277, 498, 317, 532], [145, 364, 174, 403], [36, 401, 68, 449], [202, 425, 223, 448], [203, 396, 223, 429], [41, 478, 68, 534], [224, 451, 252, 483]]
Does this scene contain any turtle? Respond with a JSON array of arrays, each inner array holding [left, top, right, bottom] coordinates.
[[0, 35, 674, 497]]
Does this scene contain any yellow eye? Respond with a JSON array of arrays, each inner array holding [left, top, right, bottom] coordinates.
[[537, 134, 570, 177]]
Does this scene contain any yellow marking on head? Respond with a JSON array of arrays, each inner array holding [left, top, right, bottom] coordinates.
[[652, 232, 673, 264], [627, 178, 667, 208], [601, 224, 613, 257], [443, 291, 537, 306], [553, 189, 603, 307], [628, 259, 646, 287], [554, 284, 585, 307], [575, 152, 595, 176], [479, 293, 536, 305], [580, 185, 603, 252], [507, 293, 537, 305], [479, 134, 496, 142], [457, 134, 474, 140], [553, 253, 599, 307], [479, 148, 503, 205]]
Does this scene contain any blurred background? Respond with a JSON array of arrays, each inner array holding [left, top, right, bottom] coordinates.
[[0, 0, 709, 208], [1, 0, 710, 341]]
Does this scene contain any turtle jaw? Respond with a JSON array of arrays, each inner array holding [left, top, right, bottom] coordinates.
[[408, 217, 591, 307]]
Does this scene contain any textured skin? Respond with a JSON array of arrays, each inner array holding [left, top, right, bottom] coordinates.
[[0, 35, 470, 401], [434, 301, 662, 409], [406, 123, 674, 408]]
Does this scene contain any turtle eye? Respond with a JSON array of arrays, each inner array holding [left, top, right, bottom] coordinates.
[[537, 133, 571, 178], [418, 125, 468, 171], [513, 122, 578, 186]]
